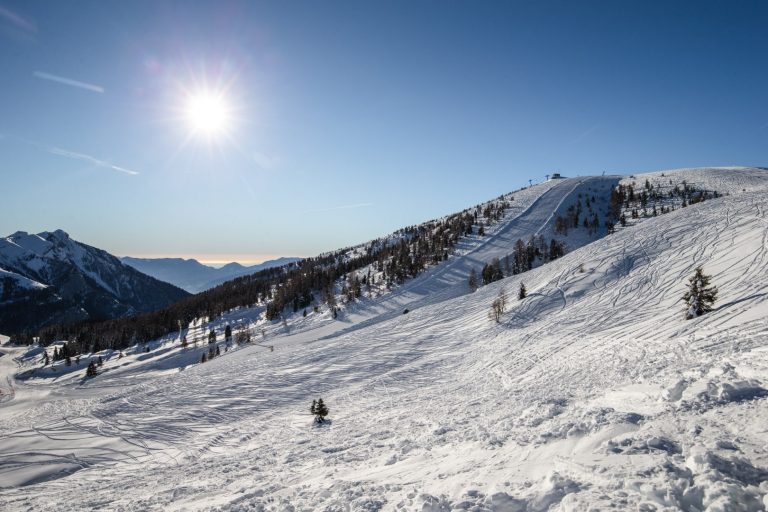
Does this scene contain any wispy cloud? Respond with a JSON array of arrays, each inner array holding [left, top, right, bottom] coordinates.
[[0, 5, 37, 33], [299, 202, 374, 214], [33, 71, 104, 93], [567, 124, 599, 146], [48, 147, 139, 175]]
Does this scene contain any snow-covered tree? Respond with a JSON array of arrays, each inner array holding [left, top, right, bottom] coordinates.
[[682, 266, 718, 319]]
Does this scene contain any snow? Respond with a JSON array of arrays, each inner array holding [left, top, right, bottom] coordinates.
[[1, 167, 768, 510], [0, 267, 47, 292]]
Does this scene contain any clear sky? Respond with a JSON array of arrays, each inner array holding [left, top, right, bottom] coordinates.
[[1, 1, 766, 264]]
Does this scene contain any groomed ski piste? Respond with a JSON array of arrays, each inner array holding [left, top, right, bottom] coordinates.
[[2, 167, 768, 511]]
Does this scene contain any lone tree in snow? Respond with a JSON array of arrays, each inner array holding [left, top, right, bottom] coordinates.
[[310, 398, 329, 423], [468, 268, 478, 292], [86, 360, 98, 378], [489, 288, 507, 323], [682, 266, 718, 319], [518, 283, 527, 300]]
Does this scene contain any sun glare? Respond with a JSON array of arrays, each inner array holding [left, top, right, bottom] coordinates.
[[185, 92, 231, 135]]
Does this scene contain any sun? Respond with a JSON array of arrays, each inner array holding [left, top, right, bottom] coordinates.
[[184, 91, 231, 136]]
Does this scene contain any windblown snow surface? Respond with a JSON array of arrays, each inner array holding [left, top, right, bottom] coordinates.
[[2, 168, 768, 511]]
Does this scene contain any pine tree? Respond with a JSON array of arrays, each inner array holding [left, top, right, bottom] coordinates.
[[208, 329, 216, 344], [86, 360, 97, 377], [682, 266, 718, 319], [224, 325, 232, 343], [65, 355, 72, 366], [97, 356, 103, 366], [312, 398, 329, 423], [201, 353, 208, 363], [518, 283, 527, 300], [468, 268, 478, 292]]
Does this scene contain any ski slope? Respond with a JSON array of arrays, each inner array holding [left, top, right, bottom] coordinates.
[[310, 176, 618, 341], [2, 167, 768, 511]]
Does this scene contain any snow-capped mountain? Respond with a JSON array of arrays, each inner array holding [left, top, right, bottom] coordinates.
[[0, 230, 190, 333], [3, 168, 768, 511], [120, 256, 301, 293]]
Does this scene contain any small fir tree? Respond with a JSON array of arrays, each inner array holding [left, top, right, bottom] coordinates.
[[311, 398, 329, 423], [468, 268, 478, 292], [518, 283, 527, 300], [682, 266, 718, 319], [86, 360, 98, 377]]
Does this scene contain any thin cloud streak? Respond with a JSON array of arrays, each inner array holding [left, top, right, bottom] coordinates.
[[48, 147, 139, 175], [567, 124, 599, 146], [0, 5, 37, 33], [33, 71, 104, 93], [299, 202, 374, 214]]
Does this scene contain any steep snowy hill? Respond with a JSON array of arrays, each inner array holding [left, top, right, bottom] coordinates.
[[121, 256, 301, 293], [327, 176, 619, 334], [2, 168, 768, 511], [0, 230, 190, 334]]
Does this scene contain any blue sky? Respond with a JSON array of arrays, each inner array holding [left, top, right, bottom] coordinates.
[[1, 1, 766, 264]]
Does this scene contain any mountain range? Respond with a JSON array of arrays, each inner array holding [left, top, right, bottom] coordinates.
[[120, 256, 301, 293], [0, 230, 190, 334]]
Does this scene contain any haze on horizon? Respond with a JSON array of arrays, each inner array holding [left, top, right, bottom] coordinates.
[[1, 0, 767, 266]]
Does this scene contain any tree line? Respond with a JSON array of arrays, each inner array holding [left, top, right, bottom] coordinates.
[[18, 190, 528, 356]]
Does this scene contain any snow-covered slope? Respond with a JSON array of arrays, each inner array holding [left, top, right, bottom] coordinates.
[[0, 230, 190, 334], [121, 256, 301, 293], [2, 167, 768, 511], [0, 267, 47, 293]]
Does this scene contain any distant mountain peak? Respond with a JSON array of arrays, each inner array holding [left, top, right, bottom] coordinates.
[[219, 262, 246, 271], [0, 230, 190, 334], [122, 255, 302, 293]]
